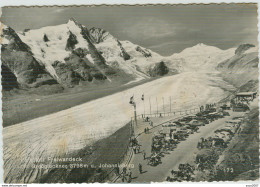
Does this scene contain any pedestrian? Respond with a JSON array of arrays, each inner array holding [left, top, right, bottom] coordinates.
[[143, 152, 146, 160], [137, 145, 140, 153], [115, 166, 120, 176], [127, 174, 132, 183], [144, 128, 146, 134], [150, 121, 153, 127], [121, 173, 127, 182], [147, 127, 149, 133], [138, 163, 143, 174], [123, 167, 127, 174], [128, 170, 132, 179]]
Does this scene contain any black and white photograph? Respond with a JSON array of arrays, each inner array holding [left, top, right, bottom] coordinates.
[[0, 3, 259, 183]]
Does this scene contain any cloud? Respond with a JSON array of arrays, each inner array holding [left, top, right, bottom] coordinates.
[[53, 8, 66, 13], [121, 18, 178, 40]]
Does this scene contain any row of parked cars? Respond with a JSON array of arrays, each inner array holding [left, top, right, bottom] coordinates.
[[196, 115, 243, 150], [161, 108, 230, 142]]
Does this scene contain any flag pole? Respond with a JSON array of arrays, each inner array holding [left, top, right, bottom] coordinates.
[[156, 97, 158, 115], [170, 96, 172, 113], [163, 97, 165, 114], [143, 99, 145, 118], [134, 103, 137, 126], [129, 95, 137, 126], [149, 97, 151, 114]]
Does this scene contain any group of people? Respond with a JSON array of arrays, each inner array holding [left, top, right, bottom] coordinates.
[[197, 137, 213, 149], [120, 167, 132, 183], [144, 127, 150, 134], [133, 145, 141, 154], [199, 103, 216, 112], [166, 163, 195, 182], [144, 116, 150, 122], [130, 137, 138, 147]]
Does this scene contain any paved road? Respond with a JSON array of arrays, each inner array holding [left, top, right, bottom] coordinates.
[[128, 111, 244, 183]]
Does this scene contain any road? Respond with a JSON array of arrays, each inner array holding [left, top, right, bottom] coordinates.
[[128, 111, 244, 183], [3, 72, 235, 183]]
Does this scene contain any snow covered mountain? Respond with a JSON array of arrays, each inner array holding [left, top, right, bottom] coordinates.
[[166, 43, 236, 71], [1, 18, 256, 91], [217, 44, 259, 88], [1, 18, 177, 90]]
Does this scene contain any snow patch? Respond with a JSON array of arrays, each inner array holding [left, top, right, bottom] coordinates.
[[17, 22, 91, 78], [86, 54, 95, 64]]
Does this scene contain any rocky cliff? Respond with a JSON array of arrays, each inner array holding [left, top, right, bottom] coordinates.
[[1, 25, 57, 89], [217, 44, 258, 89]]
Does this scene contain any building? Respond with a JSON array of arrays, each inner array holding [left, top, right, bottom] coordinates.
[[235, 92, 257, 102]]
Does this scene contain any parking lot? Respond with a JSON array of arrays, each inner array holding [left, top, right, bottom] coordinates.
[[118, 108, 245, 183]]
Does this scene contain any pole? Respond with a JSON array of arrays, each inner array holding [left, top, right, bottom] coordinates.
[[149, 97, 151, 114], [162, 97, 165, 114], [134, 103, 137, 126], [143, 100, 145, 118], [156, 97, 159, 115], [170, 96, 172, 113]]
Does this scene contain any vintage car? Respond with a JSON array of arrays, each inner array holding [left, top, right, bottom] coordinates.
[[220, 104, 231, 110], [194, 117, 210, 124], [188, 120, 204, 127], [232, 103, 250, 112], [221, 111, 230, 116], [174, 131, 188, 140]]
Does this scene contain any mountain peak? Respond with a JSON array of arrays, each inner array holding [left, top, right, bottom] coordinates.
[[192, 43, 213, 48], [196, 43, 207, 46], [67, 18, 82, 28], [68, 17, 78, 23], [235, 43, 255, 55]]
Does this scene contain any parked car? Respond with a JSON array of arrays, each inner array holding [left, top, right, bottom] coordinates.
[[221, 111, 230, 116], [194, 117, 210, 124], [188, 120, 204, 127], [220, 104, 231, 110]]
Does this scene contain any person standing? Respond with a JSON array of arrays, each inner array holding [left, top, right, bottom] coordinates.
[[121, 173, 127, 182], [128, 170, 132, 183], [123, 167, 127, 174], [143, 152, 146, 160], [137, 145, 141, 153], [138, 163, 143, 174], [115, 166, 120, 176]]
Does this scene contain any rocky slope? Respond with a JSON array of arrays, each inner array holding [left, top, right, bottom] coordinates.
[[217, 44, 259, 89], [1, 25, 57, 89]]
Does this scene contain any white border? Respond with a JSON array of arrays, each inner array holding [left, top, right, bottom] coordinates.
[[0, 0, 259, 186], [0, 0, 259, 6]]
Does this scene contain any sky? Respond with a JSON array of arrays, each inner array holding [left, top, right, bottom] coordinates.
[[1, 4, 258, 56]]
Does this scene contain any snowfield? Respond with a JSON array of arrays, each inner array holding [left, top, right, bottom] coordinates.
[[17, 20, 91, 79], [3, 71, 235, 183], [166, 43, 236, 72]]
